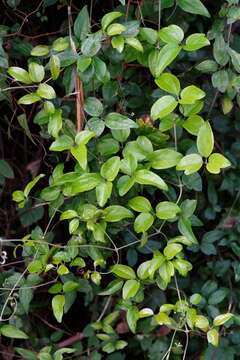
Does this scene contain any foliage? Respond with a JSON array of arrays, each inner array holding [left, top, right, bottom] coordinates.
[[1, 0, 240, 359]]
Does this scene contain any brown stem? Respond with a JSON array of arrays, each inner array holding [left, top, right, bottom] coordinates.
[[57, 332, 85, 348]]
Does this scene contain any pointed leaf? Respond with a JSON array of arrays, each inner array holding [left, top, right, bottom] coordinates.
[[183, 33, 210, 51], [207, 329, 219, 347], [178, 0, 210, 17], [102, 11, 123, 30], [158, 25, 184, 44], [134, 212, 154, 233], [151, 95, 178, 120], [111, 264, 136, 279], [52, 295, 65, 323], [155, 73, 180, 95], [101, 156, 120, 181], [197, 121, 214, 158], [1, 325, 28, 339], [74, 5, 90, 40], [122, 279, 140, 300], [164, 243, 183, 260], [206, 153, 231, 174], [213, 313, 234, 326], [28, 63, 45, 82], [156, 201, 181, 219], [7, 66, 32, 84], [103, 205, 133, 222], [134, 169, 168, 191], [37, 83, 56, 99], [98, 279, 124, 295], [105, 112, 138, 129], [176, 154, 203, 175], [128, 196, 152, 212]]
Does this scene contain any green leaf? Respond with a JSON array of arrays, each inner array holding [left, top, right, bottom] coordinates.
[[103, 205, 133, 222], [190, 293, 202, 305], [0, 325, 28, 339], [213, 313, 234, 326], [211, 70, 229, 93], [164, 243, 183, 260], [228, 48, 240, 73], [77, 56, 92, 72], [68, 173, 102, 194], [74, 5, 90, 41], [128, 196, 152, 212], [126, 306, 139, 333], [63, 281, 80, 293], [70, 143, 87, 170], [195, 315, 209, 329], [48, 108, 62, 138], [24, 173, 45, 197], [183, 33, 210, 51], [179, 85, 205, 104], [31, 45, 49, 56], [195, 60, 218, 72], [111, 264, 136, 279], [86, 117, 105, 136], [96, 181, 112, 207], [37, 83, 56, 99], [158, 25, 184, 44], [183, 115, 204, 135], [125, 37, 143, 52], [17, 113, 36, 144], [52, 37, 68, 51], [18, 93, 41, 105], [154, 44, 181, 77], [98, 279, 124, 295], [197, 121, 214, 158], [176, 153, 203, 175], [137, 260, 151, 280], [208, 289, 229, 305], [122, 279, 140, 300], [134, 212, 154, 233], [57, 264, 69, 275], [178, 217, 198, 244], [14, 348, 37, 360], [105, 112, 138, 129], [207, 329, 219, 347], [155, 312, 172, 325], [52, 295, 65, 323], [178, 0, 210, 17], [7, 66, 32, 84], [75, 130, 95, 145], [0, 160, 14, 178], [49, 55, 60, 80], [148, 149, 182, 170], [206, 153, 231, 174], [140, 27, 158, 45], [213, 35, 229, 66], [134, 169, 168, 191], [180, 199, 197, 218], [101, 156, 120, 181], [81, 35, 101, 57], [151, 95, 178, 120], [54, 348, 75, 360], [84, 97, 103, 117], [50, 135, 74, 151], [159, 261, 174, 283], [117, 175, 135, 196], [156, 201, 181, 220], [155, 73, 180, 95], [107, 23, 127, 36], [102, 11, 123, 30], [111, 36, 125, 53], [97, 138, 120, 156], [28, 62, 45, 82], [173, 258, 192, 276], [148, 255, 165, 279]]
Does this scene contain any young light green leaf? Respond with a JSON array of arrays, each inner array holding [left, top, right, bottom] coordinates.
[[96, 181, 113, 207], [151, 95, 178, 120], [48, 108, 62, 138], [101, 156, 120, 181], [140, 27, 158, 44], [195, 315, 209, 329], [128, 196, 152, 212], [122, 279, 140, 300], [148, 149, 183, 169], [190, 293, 202, 305], [67, 173, 102, 194], [18, 93, 41, 105], [28, 63, 45, 82], [125, 37, 143, 52], [37, 83, 56, 99], [213, 313, 234, 326], [50, 135, 74, 151], [101, 11, 123, 30], [197, 121, 214, 158], [158, 25, 184, 44], [77, 56, 92, 72], [52, 37, 68, 51], [156, 201, 181, 220], [206, 153, 231, 174], [176, 153, 203, 175], [179, 85, 206, 104], [134, 169, 168, 191], [178, 217, 198, 244], [111, 36, 125, 53], [111, 264, 136, 279], [107, 23, 127, 36], [164, 243, 183, 260], [183, 33, 210, 51], [103, 205, 133, 222], [52, 294, 65, 323], [134, 212, 154, 233], [155, 73, 180, 95], [31, 45, 49, 56], [183, 115, 204, 135], [24, 174, 45, 198], [7, 66, 32, 84], [139, 308, 154, 318], [126, 306, 139, 333], [70, 143, 87, 170], [155, 44, 181, 77], [207, 329, 219, 347], [178, 0, 210, 17], [49, 55, 60, 80], [0, 325, 28, 339], [155, 312, 172, 325]]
